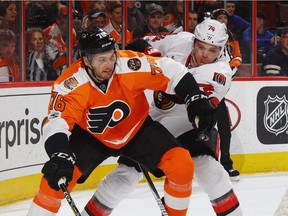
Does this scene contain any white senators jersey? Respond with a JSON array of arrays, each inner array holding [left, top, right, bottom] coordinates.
[[145, 32, 233, 137], [143, 32, 194, 66], [42, 50, 189, 149]]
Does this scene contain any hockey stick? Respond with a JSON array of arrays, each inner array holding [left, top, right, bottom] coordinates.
[[139, 165, 169, 216], [58, 177, 81, 216]]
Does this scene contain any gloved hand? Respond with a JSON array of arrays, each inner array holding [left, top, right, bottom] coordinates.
[[42, 152, 76, 191], [185, 93, 216, 141], [125, 38, 161, 56]]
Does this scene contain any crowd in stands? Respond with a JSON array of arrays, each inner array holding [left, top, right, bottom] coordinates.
[[0, 0, 287, 82]]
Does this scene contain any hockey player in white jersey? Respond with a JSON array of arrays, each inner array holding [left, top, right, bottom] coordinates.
[[80, 18, 243, 216], [29, 19, 240, 216]]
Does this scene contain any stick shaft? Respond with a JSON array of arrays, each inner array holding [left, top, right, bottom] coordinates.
[[140, 166, 168, 216], [59, 183, 81, 216]]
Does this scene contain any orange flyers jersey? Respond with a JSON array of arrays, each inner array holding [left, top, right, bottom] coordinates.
[[43, 24, 76, 52], [103, 21, 133, 44], [0, 57, 20, 81], [163, 13, 176, 32], [43, 50, 188, 149]]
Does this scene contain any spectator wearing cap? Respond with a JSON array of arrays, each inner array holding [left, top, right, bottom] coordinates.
[[212, 8, 242, 72], [261, 27, 288, 76], [81, 9, 107, 30], [133, 3, 169, 39], [0, 29, 20, 82], [43, 5, 77, 76], [242, 11, 275, 63], [103, 1, 133, 47]]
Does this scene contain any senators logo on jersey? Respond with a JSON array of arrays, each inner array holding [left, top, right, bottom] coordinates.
[[213, 72, 226, 86], [87, 100, 130, 133], [153, 90, 175, 110]]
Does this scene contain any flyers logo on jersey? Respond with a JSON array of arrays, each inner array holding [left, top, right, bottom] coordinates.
[[64, 77, 79, 90], [213, 72, 226, 86], [87, 101, 130, 133], [127, 58, 141, 71]]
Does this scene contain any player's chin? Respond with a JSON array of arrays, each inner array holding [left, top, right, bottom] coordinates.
[[103, 71, 113, 79]]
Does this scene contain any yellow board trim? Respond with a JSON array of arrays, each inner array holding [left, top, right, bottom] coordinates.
[[231, 152, 288, 173], [1, 152, 288, 206]]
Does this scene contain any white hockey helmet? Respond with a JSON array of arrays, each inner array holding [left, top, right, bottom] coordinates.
[[194, 18, 228, 56]]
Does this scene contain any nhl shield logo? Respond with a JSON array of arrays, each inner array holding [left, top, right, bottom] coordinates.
[[263, 95, 288, 135]]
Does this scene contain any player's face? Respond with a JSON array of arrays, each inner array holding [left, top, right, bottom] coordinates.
[[193, 40, 220, 65], [88, 49, 117, 82]]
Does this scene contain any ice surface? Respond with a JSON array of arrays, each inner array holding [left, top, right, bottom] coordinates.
[[0, 172, 287, 216]]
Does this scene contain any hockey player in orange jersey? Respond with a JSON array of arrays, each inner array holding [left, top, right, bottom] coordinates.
[[81, 19, 242, 216], [26, 27, 216, 216]]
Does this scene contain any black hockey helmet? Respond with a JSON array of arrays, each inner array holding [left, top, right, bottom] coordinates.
[[77, 27, 116, 56]]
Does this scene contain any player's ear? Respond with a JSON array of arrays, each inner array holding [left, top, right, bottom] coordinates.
[[83, 56, 91, 67]]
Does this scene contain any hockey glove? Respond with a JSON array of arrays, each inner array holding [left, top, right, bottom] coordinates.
[[185, 93, 216, 141], [42, 152, 76, 191], [125, 38, 161, 56]]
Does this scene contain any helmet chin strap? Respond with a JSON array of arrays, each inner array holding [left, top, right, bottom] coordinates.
[[84, 56, 103, 83], [190, 51, 200, 68]]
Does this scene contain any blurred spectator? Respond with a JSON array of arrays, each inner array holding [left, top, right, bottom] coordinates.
[[242, 11, 275, 63], [195, 0, 222, 22], [76, 0, 106, 17], [26, 1, 50, 29], [43, 6, 77, 76], [0, 29, 20, 82], [162, 0, 184, 33], [133, 3, 169, 39], [92, 0, 106, 11], [261, 27, 288, 76], [104, 1, 132, 47], [26, 1, 63, 30], [0, 1, 17, 32], [188, 10, 198, 33], [127, 0, 145, 33], [225, 1, 250, 38], [73, 9, 83, 35], [26, 27, 57, 81], [82, 9, 107, 30], [212, 8, 242, 72]]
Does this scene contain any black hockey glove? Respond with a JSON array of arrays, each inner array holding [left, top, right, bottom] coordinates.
[[42, 152, 76, 191], [185, 93, 216, 141]]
